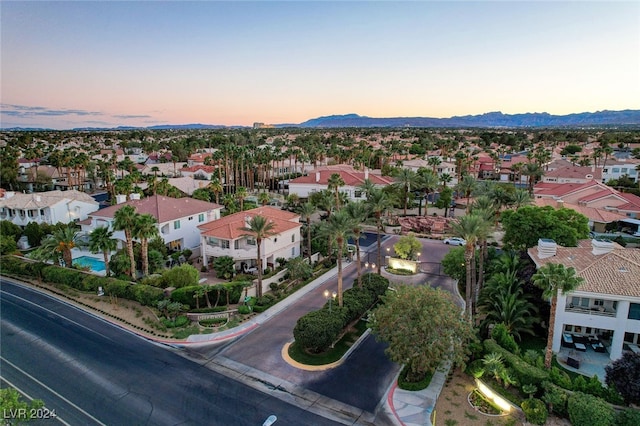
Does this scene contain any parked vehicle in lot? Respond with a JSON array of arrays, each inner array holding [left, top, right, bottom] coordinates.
[[443, 237, 466, 246]]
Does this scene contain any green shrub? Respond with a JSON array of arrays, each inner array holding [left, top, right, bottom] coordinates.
[[397, 364, 433, 391], [0, 255, 28, 275], [190, 306, 228, 313], [130, 284, 164, 306], [466, 359, 485, 378], [162, 264, 199, 288], [615, 408, 640, 426], [549, 366, 573, 389], [169, 286, 200, 308], [82, 275, 107, 293], [139, 275, 165, 288], [362, 273, 389, 297], [41, 266, 85, 290], [521, 398, 548, 425], [23, 261, 48, 281], [568, 392, 615, 426], [237, 305, 251, 314], [541, 381, 569, 417], [293, 309, 344, 353], [199, 317, 227, 327], [162, 315, 189, 328], [483, 339, 548, 386], [491, 323, 520, 354]]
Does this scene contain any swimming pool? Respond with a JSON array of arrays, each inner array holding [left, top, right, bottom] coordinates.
[[73, 256, 106, 273]]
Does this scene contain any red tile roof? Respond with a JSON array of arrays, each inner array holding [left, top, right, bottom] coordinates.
[[289, 167, 393, 186], [199, 206, 300, 240], [182, 165, 216, 173], [544, 165, 602, 180], [534, 198, 628, 223], [91, 195, 221, 223]]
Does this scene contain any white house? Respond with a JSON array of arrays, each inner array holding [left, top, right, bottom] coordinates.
[[528, 238, 640, 361], [199, 206, 302, 275], [0, 190, 99, 226], [79, 194, 222, 255], [288, 165, 393, 201], [601, 159, 640, 183]]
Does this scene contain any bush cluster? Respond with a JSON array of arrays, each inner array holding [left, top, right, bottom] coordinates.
[[293, 274, 388, 353], [521, 398, 548, 425]]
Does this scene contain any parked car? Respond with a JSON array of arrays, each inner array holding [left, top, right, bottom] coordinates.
[[444, 237, 466, 246]]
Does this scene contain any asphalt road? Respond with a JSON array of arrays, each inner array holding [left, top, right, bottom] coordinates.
[[0, 279, 341, 426]]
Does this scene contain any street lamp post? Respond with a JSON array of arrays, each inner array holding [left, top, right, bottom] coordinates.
[[324, 289, 337, 313]]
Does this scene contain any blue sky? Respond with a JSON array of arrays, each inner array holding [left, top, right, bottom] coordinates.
[[1, 1, 639, 129]]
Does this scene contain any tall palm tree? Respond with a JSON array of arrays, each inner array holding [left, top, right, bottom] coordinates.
[[450, 213, 490, 322], [44, 227, 80, 268], [88, 226, 117, 277], [417, 168, 439, 217], [208, 178, 223, 204], [511, 189, 532, 209], [367, 188, 392, 274], [113, 205, 139, 279], [240, 215, 278, 298], [133, 213, 159, 277], [298, 202, 317, 263], [455, 174, 478, 214], [323, 210, 355, 307], [235, 186, 248, 211], [343, 201, 369, 287], [358, 178, 377, 200], [532, 263, 584, 368], [327, 173, 345, 211], [393, 168, 419, 216]]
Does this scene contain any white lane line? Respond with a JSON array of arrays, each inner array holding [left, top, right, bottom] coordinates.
[[0, 288, 113, 342], [0, 357, 107, 426], [0, 376, 70, 426]]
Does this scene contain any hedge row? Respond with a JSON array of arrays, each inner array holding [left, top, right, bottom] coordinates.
[[293, 273, 389, 353], [0, 256, 163, 307], [169, 283, 243, 309], [484, 339, 549, 386]]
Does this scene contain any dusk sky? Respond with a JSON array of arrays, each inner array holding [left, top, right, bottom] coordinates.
[[1, 1, 639, 130]]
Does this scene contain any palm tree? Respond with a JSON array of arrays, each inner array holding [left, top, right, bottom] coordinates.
[[393, 168, 419, 216], [323, 210, 355, 307], [208, 178, 223, 204], [511, 189, 532, 209], [44, 227, 80, 268], [133, 213, 158, 277], [522, 163, 543, 195], [343, 201, 369, 287], [450, 213, 490, 322], [532, 263, 584, 368], [455, 174, 478, 213], [113, 205, 139, 279], [358, 178, 377, 200], [367, 188, 392, 274], [235, 186, 248, 211], [327, 173, 346, 211], [88, 226, 117, 277], [417, 168, 439, 217], [298, 202, 317, 263], [240, 215, 278, 298]]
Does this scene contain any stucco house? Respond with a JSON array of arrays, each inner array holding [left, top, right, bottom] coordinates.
[[0, 190, 99, 226], [198, 206, 302, 275], [79, 194, 222, 255], [288, 165, 393, 201], [528, 238, 640, 361]]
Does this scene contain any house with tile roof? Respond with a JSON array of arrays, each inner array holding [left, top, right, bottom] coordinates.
[[288, 165, 394, 201], [542, 165, 602, 184], [79, 195, 222, 254], [602, 159, 640, 183], [528, 239, 640, 360], [534, 180, 640, 219], [0, 190, 100, 226], [180, 165, 217, 181], [198, 206, 302, 286]]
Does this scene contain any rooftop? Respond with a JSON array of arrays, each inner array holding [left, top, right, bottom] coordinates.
[[198, 206, 300, 240], [91, 195, 221, 223]]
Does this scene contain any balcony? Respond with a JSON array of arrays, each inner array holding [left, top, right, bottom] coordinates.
[[565, 305, 616, 318], [203, 243, 256, 260]]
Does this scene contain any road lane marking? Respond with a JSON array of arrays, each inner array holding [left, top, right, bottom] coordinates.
[[0, 286, 113, 342], [0, 357, 107, 426]]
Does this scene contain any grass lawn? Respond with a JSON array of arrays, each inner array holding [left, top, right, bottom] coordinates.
[[288, 320, 368, 365]]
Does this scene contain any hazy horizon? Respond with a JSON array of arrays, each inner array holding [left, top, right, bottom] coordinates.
[[2, 1, 639, 130]]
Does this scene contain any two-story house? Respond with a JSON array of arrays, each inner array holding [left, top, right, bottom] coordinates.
[[288, 165, 393, 201], [199, 206, 302, 278], [601, 159, 640, 183], [528, 238, 640, 361], [79, 194, 222, 256], [0, 190, 99, 226]]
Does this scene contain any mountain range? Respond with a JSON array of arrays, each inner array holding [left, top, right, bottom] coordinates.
[[4, 109, 640, 131]]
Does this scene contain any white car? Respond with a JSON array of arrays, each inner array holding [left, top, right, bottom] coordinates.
[[444, 237, 466, 246]]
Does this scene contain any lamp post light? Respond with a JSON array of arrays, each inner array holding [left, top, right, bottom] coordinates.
[[324, 289, 337, 313]]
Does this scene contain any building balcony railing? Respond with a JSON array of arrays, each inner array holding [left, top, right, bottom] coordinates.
[[565, 306, 616, 318], [203, 244, 256, 260]]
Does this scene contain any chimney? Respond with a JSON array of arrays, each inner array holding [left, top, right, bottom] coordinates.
[[315, 171, 320, 182], [130, 193, 141, 200], [6, 191, 15, 199], [35, 195, 41, 202], [556, 199, 564, 208], [115, 194, 127, 204], [592, 238, 614, 255], [364, 168, 369, 180], [537, 239, 557, 259]]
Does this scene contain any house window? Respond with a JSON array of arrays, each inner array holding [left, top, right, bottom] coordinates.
[[174, 220, 181, 230], [292, 247, 295, 256], [198, 213, 204, 222], [291, 234, 295, 242], [28, 210, 36, 218], [594, 299, 604, 307], [613, 168, 620, 173], [40, 209, 45, 216], [628, 303, 640, 320], [221, 240, 230, 249], [207, 237, 220, 246], [234, 240, 239, 249], [621, 168, 628, 174], [581, 298, 589, 308], [247, 237, 256, 245], [354, 190, 363, 198], [603, 168, 609, 173]]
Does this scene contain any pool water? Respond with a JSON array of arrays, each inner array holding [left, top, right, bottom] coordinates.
[[73, 256, 106, 272]]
